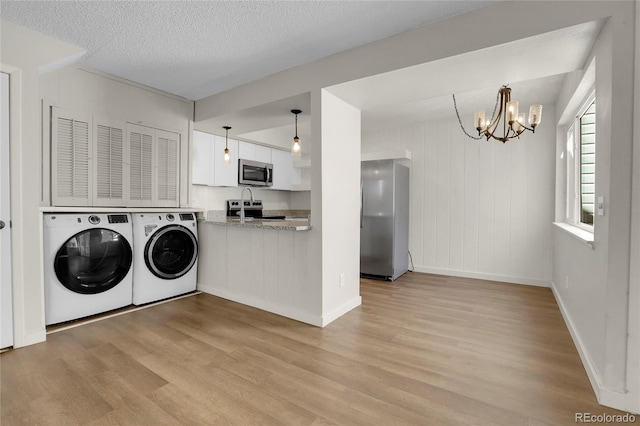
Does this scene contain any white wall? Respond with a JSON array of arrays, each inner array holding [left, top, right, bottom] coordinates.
[[319, 89, 362, 319], [39, 66, 194, 207], [363, 111, 556, 286], [552, 11, 638, 412], [0, 20, 85, 347]]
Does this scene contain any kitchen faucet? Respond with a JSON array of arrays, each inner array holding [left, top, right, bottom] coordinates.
[[239, 186, 255, 224]]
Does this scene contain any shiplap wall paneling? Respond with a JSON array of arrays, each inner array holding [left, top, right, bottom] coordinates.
[[410, 125, 425, 268], [477, 134, 496, 274], [197, 224, 321, 324], [362, 112, 554, 285], [463, 133, 480, 272], [423, 124, 438, 268], [449, 122, 466, 271], [508, 139, 529, 278]]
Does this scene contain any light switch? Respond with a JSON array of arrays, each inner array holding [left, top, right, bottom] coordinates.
[[597, 196, 605, 216]]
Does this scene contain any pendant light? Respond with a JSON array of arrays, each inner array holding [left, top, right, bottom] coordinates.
[[223, 126, 231, 164], [291, 109, 302, 157]]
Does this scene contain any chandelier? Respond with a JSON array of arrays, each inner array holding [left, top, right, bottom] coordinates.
[[453, 85, 542, 143]]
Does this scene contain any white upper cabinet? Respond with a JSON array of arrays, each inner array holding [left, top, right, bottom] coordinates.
[[213, 135, 238, 187], [238, 141, 255, 161], [192, 131, 291, 189], [192, 130, 214, 185], [192, 131, 238, 187], [155, 129, 180, 207], [254, 145, 272, 163], [93, 117, 126, 206], [127, 123, 180, 208], [51, 107, 181, 208], [271, 148, 294, 190], [51, 107, 92, 206], [127, 123, 154, 207]]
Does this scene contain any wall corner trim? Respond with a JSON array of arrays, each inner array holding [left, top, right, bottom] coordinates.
[[551, 281, 638, 414]]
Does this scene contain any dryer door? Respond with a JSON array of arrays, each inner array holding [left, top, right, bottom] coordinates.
[[54, 228, 133, 294], [145, 225, 197, 280]]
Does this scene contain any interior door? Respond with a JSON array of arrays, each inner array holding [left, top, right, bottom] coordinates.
[[1, 72, 13, 348]]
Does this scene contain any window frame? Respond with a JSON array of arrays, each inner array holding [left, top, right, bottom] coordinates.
[[565, 90, 596, 233]]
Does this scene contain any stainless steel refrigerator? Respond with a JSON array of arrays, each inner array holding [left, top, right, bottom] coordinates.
[[360, 159, 409, 281]]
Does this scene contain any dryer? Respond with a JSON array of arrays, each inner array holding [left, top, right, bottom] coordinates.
[[132, 212, 198, 305], [43, 213, 134, 325]]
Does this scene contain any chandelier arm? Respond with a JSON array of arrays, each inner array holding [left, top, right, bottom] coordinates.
[[452, 93, 483, 140]]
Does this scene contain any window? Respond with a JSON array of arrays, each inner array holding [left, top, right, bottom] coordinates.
[[566, 92, 596, 230]]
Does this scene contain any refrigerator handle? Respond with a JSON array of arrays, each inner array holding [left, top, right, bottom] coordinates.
[[360, 180, 364, 228]]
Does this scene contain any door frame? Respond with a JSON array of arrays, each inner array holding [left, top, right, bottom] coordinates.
[[0, 71, 12, 348]]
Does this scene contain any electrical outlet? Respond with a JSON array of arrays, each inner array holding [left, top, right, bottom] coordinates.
[[339, 273, 345, 287]]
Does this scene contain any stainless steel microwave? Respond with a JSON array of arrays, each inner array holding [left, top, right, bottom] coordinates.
[[238, 159, 273, 187]]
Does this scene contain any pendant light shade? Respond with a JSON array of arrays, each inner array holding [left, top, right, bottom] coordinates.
[[223, 126, 231, 164], [291, 109, 302, 157]]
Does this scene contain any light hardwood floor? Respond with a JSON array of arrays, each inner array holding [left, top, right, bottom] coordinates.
[[1, 273, 629, 425]]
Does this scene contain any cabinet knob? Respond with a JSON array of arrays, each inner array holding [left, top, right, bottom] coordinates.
[[0, 220, 5, 230]]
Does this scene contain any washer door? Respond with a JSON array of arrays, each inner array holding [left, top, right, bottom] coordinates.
[[145, 225, 197, 280], [54, 228, 133, 294]]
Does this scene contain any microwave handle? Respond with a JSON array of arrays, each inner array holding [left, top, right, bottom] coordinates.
[[267, 167, 271, 183]]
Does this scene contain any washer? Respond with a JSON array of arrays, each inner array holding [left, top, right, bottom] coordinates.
[[43, 213, 134, 326], [132, 212, 198, 305]]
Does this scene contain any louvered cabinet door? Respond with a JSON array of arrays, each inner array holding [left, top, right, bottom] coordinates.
[[155, 129, 180, 207], [93, 118, 126, 206], [127, 123, 154, 207], [51, 107, 92, 206]]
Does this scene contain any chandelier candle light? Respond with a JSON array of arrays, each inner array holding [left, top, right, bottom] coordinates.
[[291, 109, 302, 157], [454, 85, 542, 143], [223, 125, 231, 164]]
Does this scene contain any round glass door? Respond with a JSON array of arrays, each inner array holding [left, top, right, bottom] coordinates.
[[145, 225, 197, 280], [54, 228, 133, 294]]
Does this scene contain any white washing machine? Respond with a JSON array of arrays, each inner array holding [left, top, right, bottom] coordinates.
[[43, 213, 134, 325], [131, 212, 198, 305]]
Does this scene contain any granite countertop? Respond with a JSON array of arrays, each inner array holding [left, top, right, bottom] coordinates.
[[201, 210, 312, 231]]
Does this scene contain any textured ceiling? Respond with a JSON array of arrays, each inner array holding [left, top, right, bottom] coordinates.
[[0, 0, 495, 100]]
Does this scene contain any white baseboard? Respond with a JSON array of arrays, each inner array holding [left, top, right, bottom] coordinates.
[[551, 281, 638, 414], [198, 284, 362, 328], [198, 283, 324, 326], [14, 329, 46, 348], [321, 296, 362, 327], [413, 266, 550, 287]]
